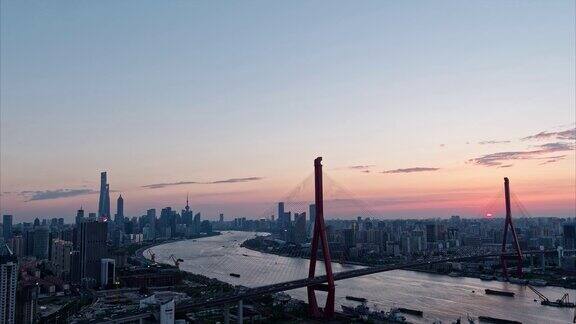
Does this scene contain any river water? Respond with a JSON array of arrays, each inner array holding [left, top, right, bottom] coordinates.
[[147, 231, 573, 323]]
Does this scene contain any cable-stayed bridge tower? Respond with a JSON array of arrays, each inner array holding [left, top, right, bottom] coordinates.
[[501, 177, 523, 278], [307, 157, 335, 318]]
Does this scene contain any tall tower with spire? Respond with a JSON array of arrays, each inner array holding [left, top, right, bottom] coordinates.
[[182, 194, 193, 226], [98, 172, 111, 219]]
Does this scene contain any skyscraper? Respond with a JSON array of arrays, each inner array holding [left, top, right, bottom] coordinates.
[[51, 239, 73, 277], [78, 221, 108, 286], [146, 209, 156, 239], [115, 195, 124, 226], [0, 244, 17, 324], [278, 202, 285, 226], [15, 283, 37, 324], [564, 224, 575, 249], [193, 212, 201, 235], [98, 172, 111, 219], [75, 208, 85, 226], [2, 215, 13, 241], [32, 227, 49, 260], [294, 213, 307, 243]]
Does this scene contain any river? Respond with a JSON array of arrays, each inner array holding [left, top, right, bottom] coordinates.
[[146, 231, 573, 323]]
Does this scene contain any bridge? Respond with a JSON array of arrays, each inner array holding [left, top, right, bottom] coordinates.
[[128, 157, 567, 323]]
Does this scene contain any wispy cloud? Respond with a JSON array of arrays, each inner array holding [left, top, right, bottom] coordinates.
[[22, 188, 98, 201], [468, 142, 574, 167], [143, 177, 263, 189], [348, 165, 374, 170], [538, 155, 566, 165], [478, 140, 511, 145], [142, 181, 200, 189], [522, 128, 576, 141], [382, 167, 440, 174], [209, 177, 263, 184]]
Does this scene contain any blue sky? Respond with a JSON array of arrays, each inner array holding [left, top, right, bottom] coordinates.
[[1, 1, 574, 221]]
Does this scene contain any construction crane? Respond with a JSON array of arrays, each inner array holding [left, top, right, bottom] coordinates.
[[528, 285, 575, 308], [169, 254, 184, 268], [147, 250, 156, 263]]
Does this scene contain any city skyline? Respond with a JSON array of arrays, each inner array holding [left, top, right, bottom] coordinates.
[[1, 1, 575, 221]]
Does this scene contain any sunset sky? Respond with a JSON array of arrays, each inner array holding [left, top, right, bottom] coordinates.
[[1, 1, 574, 222]]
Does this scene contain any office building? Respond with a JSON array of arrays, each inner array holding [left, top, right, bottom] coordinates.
[[76, 208, 85, 225], [146, 209, 156, 239], [15, 283, 38, 324], [193, 212, 201, 235], [51, 239, 73, 277], [100, 258, 116, 288], [6, 237, 22, 258], [70, 251, 81, 284], [294, 213, 307, 243], [2, 215, 12, 241], [115, 195, 124, 227], [0, 244, 17, 324], [78, 221, 108, 286], [564, 224, 575, 249], [33, 227, 49, 260]]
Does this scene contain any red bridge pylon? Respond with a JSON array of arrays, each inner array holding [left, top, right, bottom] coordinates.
[[501, 177, 523, 278], [307, 157, 335, 319]]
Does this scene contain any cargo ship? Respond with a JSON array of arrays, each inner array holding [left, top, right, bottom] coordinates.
[[485, 289, 514, 297], [478, 315, 521, 323], [345, 296, 367, 302], [229, 273, 241, 278], [398, 307, 423, 316]]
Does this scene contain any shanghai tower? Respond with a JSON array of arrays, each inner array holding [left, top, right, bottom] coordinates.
[[98, 172, 111, 219]]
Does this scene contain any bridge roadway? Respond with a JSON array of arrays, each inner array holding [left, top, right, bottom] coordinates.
[[175, 249, 569, 314]]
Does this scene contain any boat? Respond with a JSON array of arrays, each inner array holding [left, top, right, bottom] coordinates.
[[478, 315, 521, 324], [398, 307, 423, 316], [480, 275, 494, 281], [345, 296, 367, 302], [242, 254, 249, 257], [448, 272, 461, 277], [229, 273, 241, 278], [528, 279, 547, 287], [485, 289, 515, 297]]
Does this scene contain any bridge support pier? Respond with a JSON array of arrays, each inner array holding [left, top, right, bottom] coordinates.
[[237, 299, 243, 324]]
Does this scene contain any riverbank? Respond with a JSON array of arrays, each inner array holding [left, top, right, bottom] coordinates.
[[148, 231, 575, 324], [240, 235, 572, 289], [134, 231, 221, 265]]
